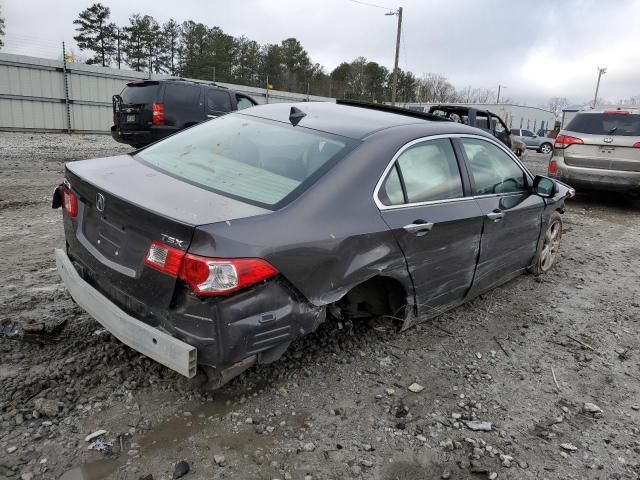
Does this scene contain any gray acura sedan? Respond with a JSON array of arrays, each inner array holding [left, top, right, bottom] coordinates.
[[53, 101, 573, 386]]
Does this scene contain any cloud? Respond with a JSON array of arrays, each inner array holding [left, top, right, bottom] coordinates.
[[3, 0, 639, 105]]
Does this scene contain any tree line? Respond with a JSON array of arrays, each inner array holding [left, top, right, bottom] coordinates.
[[71, 2, 509, 104]]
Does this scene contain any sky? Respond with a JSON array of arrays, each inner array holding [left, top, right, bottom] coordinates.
[[3, 0, 640, 106]]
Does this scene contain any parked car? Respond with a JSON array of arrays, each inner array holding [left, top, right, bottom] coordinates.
[[549, 109, 640, 194], [510, 128, 554, 154], [111, 79, 258, 148], [53, 101, 573, 386], [427, 105, 513, 149]]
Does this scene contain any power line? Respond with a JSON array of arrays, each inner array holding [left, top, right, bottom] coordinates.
[[346, 0, 395, 12]]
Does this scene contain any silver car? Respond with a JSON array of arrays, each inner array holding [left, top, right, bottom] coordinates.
[[549, 110, 640, 193], [511, 128, 555, 155]]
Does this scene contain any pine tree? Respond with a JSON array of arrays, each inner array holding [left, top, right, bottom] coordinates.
[[122, 14, 155, 73], [73, 3, 117, 67], [0, 5, 5, 49], [159, 19, 181, 75]]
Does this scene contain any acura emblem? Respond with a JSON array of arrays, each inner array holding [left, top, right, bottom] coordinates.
[[603, 137, 613, 143], [96, 193, 105, 212]]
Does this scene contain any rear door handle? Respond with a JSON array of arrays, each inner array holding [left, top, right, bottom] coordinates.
[[486, 211, 505, 222], [403, 221, 434, 236]]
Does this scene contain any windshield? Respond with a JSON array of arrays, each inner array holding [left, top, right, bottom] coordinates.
[[135, 114, 353, 208], [566, 113, 640, 136]]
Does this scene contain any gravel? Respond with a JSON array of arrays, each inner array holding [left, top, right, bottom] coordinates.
[[1, 132, 640, 479]]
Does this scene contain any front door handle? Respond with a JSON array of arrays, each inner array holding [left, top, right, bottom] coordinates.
[[403, 221, 434, 236], [486, 210, 505, 222]]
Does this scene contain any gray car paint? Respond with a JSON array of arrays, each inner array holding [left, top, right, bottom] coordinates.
[[511, 129, 554, 152], [60, 102, 573, 376]]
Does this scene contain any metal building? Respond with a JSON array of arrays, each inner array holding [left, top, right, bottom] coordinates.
[[0, 53, 333, 133]]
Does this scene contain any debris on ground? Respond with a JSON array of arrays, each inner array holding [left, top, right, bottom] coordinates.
[[463, 420, 493, 432], [172, 460, 190, 479]]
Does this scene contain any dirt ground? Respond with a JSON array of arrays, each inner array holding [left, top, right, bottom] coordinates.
[[1, 132, 640, 480]]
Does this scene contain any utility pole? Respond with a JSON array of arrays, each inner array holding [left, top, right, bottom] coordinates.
[[496, 84, 507, 104], [116, 28, 121, 69], [386, 7, 403, 106], [592, 67, 607, 108]]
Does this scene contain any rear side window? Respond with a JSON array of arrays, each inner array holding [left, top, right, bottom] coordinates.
[[566, 113, 640, 136], [120, 83, 159, 104], [164, 84, 201, 110], [379, 138, 464, 206], [135, 114, 353, 208], [207, 89, 232, 113], [461, 138, 525, 195]]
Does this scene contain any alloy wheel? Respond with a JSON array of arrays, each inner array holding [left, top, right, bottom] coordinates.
[[539, 220, 562, 272]]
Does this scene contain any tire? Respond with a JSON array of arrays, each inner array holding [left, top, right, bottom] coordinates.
[[530, 213, 562, 275], [539, 143, 552, 154]]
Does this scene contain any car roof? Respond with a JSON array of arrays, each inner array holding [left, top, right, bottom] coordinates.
[[238, 101, 487, 140]]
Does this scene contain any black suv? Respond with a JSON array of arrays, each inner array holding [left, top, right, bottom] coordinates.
[[428, 105, 513, 149], [111, 79, 258, 148]]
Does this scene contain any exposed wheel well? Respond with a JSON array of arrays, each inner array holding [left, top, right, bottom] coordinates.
[[335, 276, 408, 321]]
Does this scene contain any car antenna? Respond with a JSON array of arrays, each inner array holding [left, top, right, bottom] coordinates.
[[289, 106, 306, 126]]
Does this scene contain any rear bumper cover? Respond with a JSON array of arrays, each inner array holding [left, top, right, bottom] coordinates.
[[551, 156, 640, 192], [57, 240, 327, 377], [55, 248, 197, 377], [110, 125, 178, 146]]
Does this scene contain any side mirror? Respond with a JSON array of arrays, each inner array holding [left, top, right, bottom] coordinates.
[[533, 175, 556, 198]]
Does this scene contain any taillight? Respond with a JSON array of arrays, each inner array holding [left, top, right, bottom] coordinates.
[[61, 186, 78, 217], [152, 103, 164, 125], [604, 110, 629, 114], [144, 241, 184, 276], [548, 159, 557, 175], [633, 142, 640, 148], [143, 241, 279, 296], [179, 255, 278, 296], [554, 134, 584, 149]]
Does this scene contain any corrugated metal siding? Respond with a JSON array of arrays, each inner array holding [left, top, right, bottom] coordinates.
[[0, 53, 334, 133]]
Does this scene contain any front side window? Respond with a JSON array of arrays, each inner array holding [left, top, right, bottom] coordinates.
[[379, 138, 464, 206], [236, 95, 255, 110], [522, 129, 535, 137], [136, 114, 352, 208], [461, 138, 526, 195]]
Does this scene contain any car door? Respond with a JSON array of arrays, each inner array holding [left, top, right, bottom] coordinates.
[[521, 129, 537, 148], [456, 136, 545, 296], [376, 137, 484, 325]]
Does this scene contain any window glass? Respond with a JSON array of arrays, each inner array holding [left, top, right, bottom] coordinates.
[[120, 83, 159, 104], [522, 129, 535, 137], [164, 84, 200, 110], [236, 95, 255, 110], [566, 113, 640, 136], [207, 89, 232, 113], [395, 138, 463, 203], [461, 138, 525, 195], [379, 165, 404, 206], [136, 114, 352, 208]]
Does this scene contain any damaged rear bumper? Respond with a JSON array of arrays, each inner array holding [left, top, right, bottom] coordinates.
[[56, 247, 327, 379], [55, 248, 198, 378]]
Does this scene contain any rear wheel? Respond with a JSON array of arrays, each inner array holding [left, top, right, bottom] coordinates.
[[530, 213, 562, 275], [539, 143, 552, 154]]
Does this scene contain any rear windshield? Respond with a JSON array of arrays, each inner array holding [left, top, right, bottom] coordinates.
[[566, 113, 640, 136], [120, 83, 159, 105], [135, 114, 354, 209]]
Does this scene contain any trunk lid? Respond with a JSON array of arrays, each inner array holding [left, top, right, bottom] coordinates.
[[562, 113, 640, 172], [65, 155, 270, 308]]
